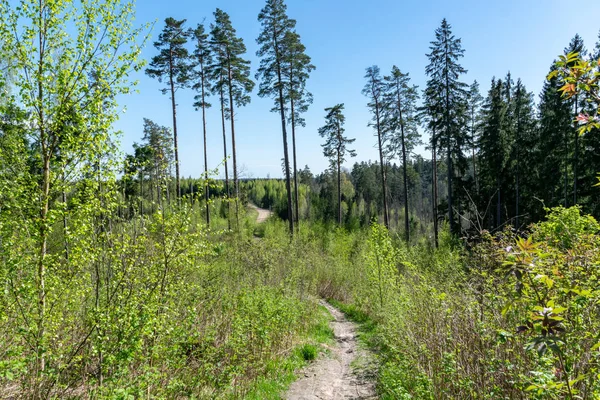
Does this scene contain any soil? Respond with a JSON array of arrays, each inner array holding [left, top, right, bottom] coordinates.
[[285, 301, 377, 400]]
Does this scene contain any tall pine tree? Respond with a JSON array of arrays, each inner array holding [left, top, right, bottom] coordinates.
[[211, 9, 254, 228], [363, 65, 390, 228], [145, 17, 191, 200], [256, 0, 297, 234], [282, 30, 314, 229], [208, 13, 232, 229], [384, 66, 421, 241], [191, 23, 212, 226]]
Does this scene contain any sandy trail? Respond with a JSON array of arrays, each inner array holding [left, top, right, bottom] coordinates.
[[248, 203, 273, 223], [285, 301, 377, 400]]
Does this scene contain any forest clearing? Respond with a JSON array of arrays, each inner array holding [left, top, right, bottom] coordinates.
[[1, 0, 600, 399]]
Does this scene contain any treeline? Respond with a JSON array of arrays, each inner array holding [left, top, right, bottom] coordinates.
[[126, 8, 600, 245], [125, 0, 314, 234]]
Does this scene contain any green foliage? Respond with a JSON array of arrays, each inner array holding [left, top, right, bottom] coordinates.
[[365, 223, 398, 310], [310, 205, 600, 399]]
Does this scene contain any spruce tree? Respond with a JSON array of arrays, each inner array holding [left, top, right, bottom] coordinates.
[[319, 104, 356, 225], [191, 23, 212, 226], [363, 65, 390, 228], [579, 31, 600, 215], [510, 79, 536, 227], [539, 60, 577, 211], [479, 78, 511, 229], [145, 17, 191, 200], [256, 0, 297, 234], [466, 80, 484, 197], [425, 19, 468, 234], [421, 81, 443, 246], [565, 35, 587, 205], [384, 66, 421, 241], [211, 9, 254, 228]]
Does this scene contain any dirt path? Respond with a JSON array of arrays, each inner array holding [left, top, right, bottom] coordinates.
[[285, 301, 377, 400], [248, 203, 273, 223]]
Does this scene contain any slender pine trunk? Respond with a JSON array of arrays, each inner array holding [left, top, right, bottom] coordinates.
[[168, 48, 181, 200], [397, 89, 410, 242], [375, 100, 389, 228], [227, 58, 240, 230], [201, 63, 210, 226], [337, 125, 342, 225], [219, 82, 231, 230], [290, 95, 300, 230], [273, 28, 294, 235]]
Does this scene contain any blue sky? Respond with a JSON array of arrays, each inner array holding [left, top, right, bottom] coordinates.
[[114, 0, 600, 179]]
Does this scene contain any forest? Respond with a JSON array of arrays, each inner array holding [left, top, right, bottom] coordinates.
[[1, 0, 600, 399]]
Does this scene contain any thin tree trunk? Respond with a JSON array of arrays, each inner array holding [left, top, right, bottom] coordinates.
[[432, 136, 439, 248], [397, 89, 410, 242], [444, 37, 455, 234], [168, 48, 181, 200], [496, 175, 501, 228], [273, 28, 294, 235], [516, 156, 520, 228], [37, 4, 47, 376], [290, 95, 300, 230], [337, 125, 342, 225], [219, 82, 231, 230], [471, 110, 478, 196], [375, 99, 389, 228], [201, 63, 210, 226], [227, 59, 240, 230], [573, 93, 578, 205], [515, 97, 522, 228], [62, 171, 69, 261]]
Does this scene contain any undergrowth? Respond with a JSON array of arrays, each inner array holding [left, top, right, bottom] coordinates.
[[316, 207, 600, 399]]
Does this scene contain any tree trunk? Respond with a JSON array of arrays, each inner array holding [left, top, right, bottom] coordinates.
[[432, 136, 439, 248], [444, 37, 455, 234], [564, 132, 568, 208], [337, 126, 342, 225], [219, 82, 231, 230], [290, 95, 300, 231], [168, 48, 181, 200], [201, 63, 210, 227], [515, 100, 521, 228], [516, 155, 520, 228], [471, 111, 478, 196], [375, 99, 389, 228], [273, 28, 294, 234], [36, 7, 47, 376], [496, 175, 501, 229], [227, 59, 240, 230], [573, 94, 578, 205], [397, 90, 410, 243], [62, 171, 69, 261]]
